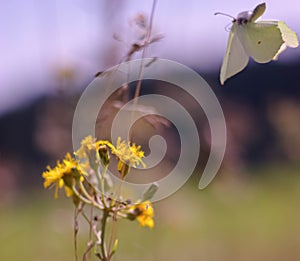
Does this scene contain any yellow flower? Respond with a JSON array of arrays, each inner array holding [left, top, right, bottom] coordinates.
[[113, 137, 146, 168], [75, 135, 103, 172], [97, 137, 146, 179], [75, 136, 145, 178], [75, 135, 97, 160], [129, 201, 154, 228], [42, 153, 81, 198], [97, 137, 145, 169]]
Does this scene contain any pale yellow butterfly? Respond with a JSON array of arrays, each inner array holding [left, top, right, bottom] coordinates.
[[217, 3, 299, 85]]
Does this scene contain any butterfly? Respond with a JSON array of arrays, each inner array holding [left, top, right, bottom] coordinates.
[[217, 2, 299, 85]]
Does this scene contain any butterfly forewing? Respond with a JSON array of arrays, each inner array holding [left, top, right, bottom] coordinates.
[[220, 24, 249, 84], [249, 3, 266, 22]]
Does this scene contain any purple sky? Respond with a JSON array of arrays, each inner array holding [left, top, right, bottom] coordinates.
[[1, 0, 300, 115]]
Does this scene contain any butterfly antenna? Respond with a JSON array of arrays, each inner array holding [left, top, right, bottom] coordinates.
[[214, 12, 235, 20]]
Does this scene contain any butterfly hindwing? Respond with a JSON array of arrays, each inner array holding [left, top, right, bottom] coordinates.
[[236, 21, 284, 63], [277, 21, 299, 48]]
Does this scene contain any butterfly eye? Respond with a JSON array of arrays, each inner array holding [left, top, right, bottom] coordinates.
[[237, 17, 249, 25]]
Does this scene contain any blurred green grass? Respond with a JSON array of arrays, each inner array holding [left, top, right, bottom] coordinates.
[[1, 165, 300, 261]]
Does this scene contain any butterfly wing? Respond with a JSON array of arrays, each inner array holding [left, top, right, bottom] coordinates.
[[249, 3, 266, 22], [237, 21, 287, 63], [272, 21, 299, 59], [220, 24, 249, 85], [277, 21, 299, 48]]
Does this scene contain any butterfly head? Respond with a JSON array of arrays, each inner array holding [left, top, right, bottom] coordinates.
[[235, 11, 253, 25], [215, 3, 266, 26]]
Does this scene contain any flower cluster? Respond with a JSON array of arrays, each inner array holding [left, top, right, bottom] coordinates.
[[42, 136, 156, 260]]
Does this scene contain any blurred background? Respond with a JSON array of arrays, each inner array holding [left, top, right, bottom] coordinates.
[[1, 0, 300, 260]]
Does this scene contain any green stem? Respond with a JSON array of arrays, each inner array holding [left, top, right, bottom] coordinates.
[[72, 185, 93, 205], [95, 165, 102, 189], [100, 165, 108, 196], [72, 185, 103, 211], [100, 209, 109, 261], [88, 205, 94, 261], [94, 163, 108, 207], [78, 180, 105, 210], [78, 181, 94, 202]]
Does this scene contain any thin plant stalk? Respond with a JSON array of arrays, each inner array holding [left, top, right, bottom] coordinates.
[[133, 0, 157, 100], [130, 0, 158, 140]]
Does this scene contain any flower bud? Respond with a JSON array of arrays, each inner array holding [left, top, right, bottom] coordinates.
[[117, 160, 130, 179], [98, 144, 110, 167]]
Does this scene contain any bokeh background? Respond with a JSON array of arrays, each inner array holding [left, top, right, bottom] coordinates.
[[1, 0, 300, 260]]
